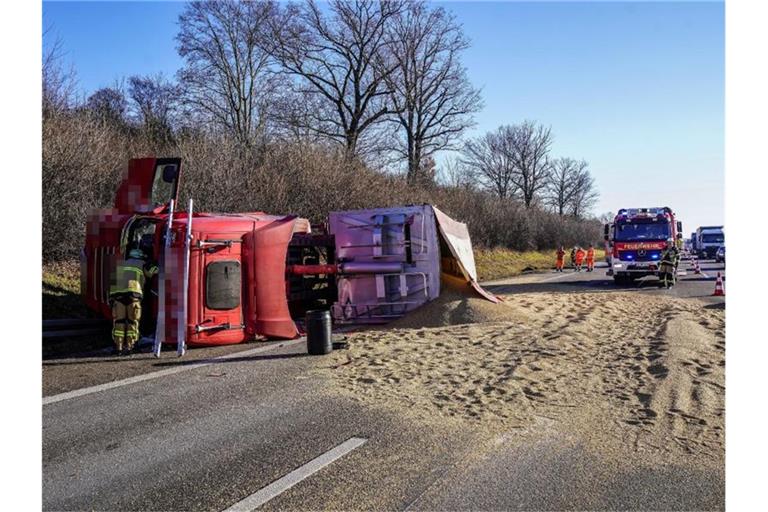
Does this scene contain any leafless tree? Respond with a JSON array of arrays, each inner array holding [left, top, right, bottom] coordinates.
[[86, 86, 128, 125], [598, 211, 614, 225], [569, 164, 599, 219], [128, 74, 180, 142], [546, 157, 587, 215], [268, 0, 405, 158], [384, 1, 482, 184], [461, 126, 517, 199], [42, 26, 77, 116], [438, 156, 475, 189], [507, 121, 553, 208], [176, 0, 278, 146]]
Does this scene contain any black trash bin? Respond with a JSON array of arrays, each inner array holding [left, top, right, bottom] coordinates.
[[306, 310, 332, 355]]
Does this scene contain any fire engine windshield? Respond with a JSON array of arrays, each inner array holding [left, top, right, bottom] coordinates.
[[615, 221, 670, 241]]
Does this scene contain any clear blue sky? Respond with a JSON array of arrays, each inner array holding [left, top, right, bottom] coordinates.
[[43, 1, 724, 232]]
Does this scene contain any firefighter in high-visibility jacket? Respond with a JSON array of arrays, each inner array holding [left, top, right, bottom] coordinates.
[[658, 239, 678, 289], [109, 248, 158, 354], [556, 246, 566, 272]]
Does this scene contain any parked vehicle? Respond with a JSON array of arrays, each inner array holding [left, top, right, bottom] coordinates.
[[715, 246, 725, 263], [695, 226, 725, 259], [604, 207, 683, 285]]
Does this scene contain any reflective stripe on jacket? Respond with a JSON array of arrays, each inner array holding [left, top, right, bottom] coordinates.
[[660, 249, 677, 266], [110, 258, 156, 297]]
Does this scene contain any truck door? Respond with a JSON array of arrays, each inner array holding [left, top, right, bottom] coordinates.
[[194, 234, 245, 344], [114, 158, 182, 215]]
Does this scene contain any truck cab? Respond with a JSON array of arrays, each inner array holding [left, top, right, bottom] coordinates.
[[695, 226, 724, 259], [605, 207, 682, 285]]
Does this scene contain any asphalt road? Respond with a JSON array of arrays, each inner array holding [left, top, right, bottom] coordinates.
[[484, 257, 726, 303], [42, 259, 725, 511]]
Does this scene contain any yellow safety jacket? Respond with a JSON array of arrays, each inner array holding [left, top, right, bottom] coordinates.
[[659, 248, 678, 271], [110, 258, 158, 298]]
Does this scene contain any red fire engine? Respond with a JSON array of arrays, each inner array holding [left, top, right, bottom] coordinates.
[[604, 207, 683, 285]]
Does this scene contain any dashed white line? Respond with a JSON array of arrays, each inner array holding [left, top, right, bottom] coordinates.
[[42, 338, 306, 406], [222, 437, 368, 511]]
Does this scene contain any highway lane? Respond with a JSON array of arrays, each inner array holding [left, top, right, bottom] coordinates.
[[43, 341, 482, 511], [43, 259, 725, 511], [484, 258, 726, 304]]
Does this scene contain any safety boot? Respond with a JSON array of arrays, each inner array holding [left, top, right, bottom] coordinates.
[[114, 337, 124, 355]]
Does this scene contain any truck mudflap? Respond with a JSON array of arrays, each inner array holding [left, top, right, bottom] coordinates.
[[242, 216, 300, 339], [432, 206, 500, 303]]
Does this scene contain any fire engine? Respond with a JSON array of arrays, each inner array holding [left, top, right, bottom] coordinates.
[[604, 207, 683, 285], [81, 157, 495, 355]]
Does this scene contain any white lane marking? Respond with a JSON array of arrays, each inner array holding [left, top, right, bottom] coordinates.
[[539, 271, 578, 282], [43, 338, 306, 406], [223, 437, 367, 512]]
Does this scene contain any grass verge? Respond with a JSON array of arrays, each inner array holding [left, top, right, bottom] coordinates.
[[475, 247, 606, 282], [43, 260, 90, 319]]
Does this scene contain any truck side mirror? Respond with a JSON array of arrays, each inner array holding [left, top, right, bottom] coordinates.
[[162, 164, 178, 183], [603, 223, 610, 241], [676, 221, 683, 233]]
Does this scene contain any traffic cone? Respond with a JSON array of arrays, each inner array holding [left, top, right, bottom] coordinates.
[[712, 272, 725, 296]]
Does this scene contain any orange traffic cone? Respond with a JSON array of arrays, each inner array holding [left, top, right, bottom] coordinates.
[[712, 272, 725, 296]]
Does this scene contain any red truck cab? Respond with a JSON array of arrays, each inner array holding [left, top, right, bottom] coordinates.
[[81, 158, 313, 347]]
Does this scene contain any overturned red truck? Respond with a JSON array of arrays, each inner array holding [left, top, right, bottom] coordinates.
[[81, 157, 496, 353]]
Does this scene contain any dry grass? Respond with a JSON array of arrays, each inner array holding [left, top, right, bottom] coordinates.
[[43, 260, 89, 319], [475, 247, 606, 282]]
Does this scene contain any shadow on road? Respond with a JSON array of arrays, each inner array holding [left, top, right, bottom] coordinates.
[[42, 345, 305, 367], [153, 352, 310, 368]]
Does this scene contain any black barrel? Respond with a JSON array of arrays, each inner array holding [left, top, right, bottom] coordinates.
[[306, 310, 332, 355]]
